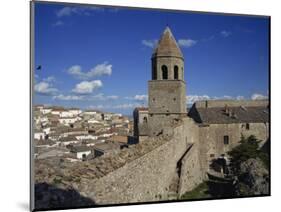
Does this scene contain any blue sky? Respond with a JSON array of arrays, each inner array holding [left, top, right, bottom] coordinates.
[[34, 2, 269, 115]]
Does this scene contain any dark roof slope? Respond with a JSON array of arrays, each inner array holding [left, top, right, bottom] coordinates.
[[188, 105, 269, 124]]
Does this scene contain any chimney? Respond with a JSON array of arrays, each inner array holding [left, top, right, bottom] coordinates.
[[224, 104, 229, 114]]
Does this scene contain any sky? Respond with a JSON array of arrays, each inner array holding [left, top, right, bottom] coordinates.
[[34, 2, 269, 115]]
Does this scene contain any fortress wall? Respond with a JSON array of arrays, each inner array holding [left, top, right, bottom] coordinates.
[[198, 122, 269, 172], [85, 117, 203, 205], [178, 143, 204, 195], [195, 100, 269, 108]]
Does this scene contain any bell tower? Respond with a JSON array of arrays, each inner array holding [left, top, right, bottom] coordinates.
[[148, 26, 187, 136]]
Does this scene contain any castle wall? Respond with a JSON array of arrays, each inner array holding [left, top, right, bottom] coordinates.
[[198, 122, 269, 172], [82, 118, 203, 205], [178, 143, 203, 195]]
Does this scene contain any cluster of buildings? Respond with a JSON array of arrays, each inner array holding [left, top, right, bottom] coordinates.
[[34, 105, 132, 162]]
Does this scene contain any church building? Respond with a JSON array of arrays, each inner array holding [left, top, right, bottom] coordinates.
[[134, 26, 269, 172]]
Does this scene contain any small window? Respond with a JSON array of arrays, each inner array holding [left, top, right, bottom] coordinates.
[[246, 123, 250, 130], [174, 65, 179, 79], [143, 117, 147, 123], [223, 135, 229, 145], [210, 154, 215, 158], [162, 65, 168, 79]]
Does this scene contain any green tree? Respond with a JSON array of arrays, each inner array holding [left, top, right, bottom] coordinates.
[[228, 135, 269, 173]]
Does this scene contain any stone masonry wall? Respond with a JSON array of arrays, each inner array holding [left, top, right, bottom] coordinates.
[[178, 143, 204, 195], [86, 117, 203, 204], [198, 122, 269, 172]]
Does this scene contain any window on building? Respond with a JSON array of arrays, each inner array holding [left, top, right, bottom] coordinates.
[[174, 65, 179, 79], [223, 135, 229, 145], [82, 154, 87, 161], [162, 65, 168, 79], [246, 123, 250, 130], [143, 117, 147, 123]]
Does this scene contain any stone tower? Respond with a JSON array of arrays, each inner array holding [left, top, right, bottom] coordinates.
[[148, 27, 187, 136]]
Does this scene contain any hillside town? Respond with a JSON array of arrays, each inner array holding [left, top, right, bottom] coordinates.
[[34, 105, 133, 162]]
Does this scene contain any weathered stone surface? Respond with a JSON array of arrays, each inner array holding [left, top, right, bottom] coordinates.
[[35, 117, 205, 205]]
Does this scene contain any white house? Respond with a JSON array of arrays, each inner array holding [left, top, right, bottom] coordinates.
[[83, 110, 97, 116], [75, 134, 98, 141], [42, 127, 51, 135], [60, 110, 74, 118], [93, 113, 103, 121], [69, 108, 82, 116], [70, 146, 92, 160], [59, 136, 79, 146], [59, 117, 81, 125], [34, 131, 45, 140], [87, 118, 101, 124], [41, 108, 52, 114]]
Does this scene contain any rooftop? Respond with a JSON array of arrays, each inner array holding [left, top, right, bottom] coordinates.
[[152, 26, 183, 58], [188, 100, 269, 124]]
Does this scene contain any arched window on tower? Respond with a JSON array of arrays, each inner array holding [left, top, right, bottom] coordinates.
[[182, 67, 184, 80], [162, 65, 168, 79], [174, 65, 179, 79]]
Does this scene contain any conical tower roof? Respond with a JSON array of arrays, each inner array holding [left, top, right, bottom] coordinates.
[[152, 26, 183, 58]]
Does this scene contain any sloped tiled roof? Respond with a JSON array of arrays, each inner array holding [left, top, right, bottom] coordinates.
[[188, 105, 269, 124], [152, 26, 183, 58]]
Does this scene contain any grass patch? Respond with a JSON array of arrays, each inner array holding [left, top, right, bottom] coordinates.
[[180, 182, 210, 200]]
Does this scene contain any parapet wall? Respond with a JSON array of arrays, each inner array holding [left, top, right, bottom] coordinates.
[[87, 117, 203, 204]]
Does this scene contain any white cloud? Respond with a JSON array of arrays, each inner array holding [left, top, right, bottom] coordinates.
[[220, 30, 232, 37], [34, 82, 58, 96], [142, 40, 158, 48], [56, 6, 105, 17], [90, 103, 143, 110], [43, 76, 56, 82], [53, 94, 84, 101], [178, 39, 197, 48], [52, 93, 118, 101], [56, 7, 78, 17], [53, 20, 64, 27], [187, 95, 246, 104], [72, 80, 103, 94], [91, 93, 119, 101], [236, 96, 245, 100], [251, 93, 268, 100], [186, 95, 210, 104], [114, 103, 143, 109], [134, 95, 148, 101], [125, 94, 148, 101], [67, 62, 112, 80]]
